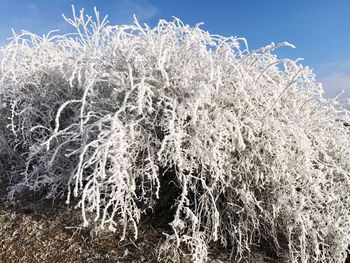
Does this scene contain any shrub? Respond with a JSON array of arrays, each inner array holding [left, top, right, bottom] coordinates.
[[0, 7, 349, 263]]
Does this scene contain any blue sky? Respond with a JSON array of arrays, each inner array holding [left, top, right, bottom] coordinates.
[[0, 0, 349, 98]]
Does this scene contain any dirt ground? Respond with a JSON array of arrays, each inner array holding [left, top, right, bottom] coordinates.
[[0, 182, 288, 263]]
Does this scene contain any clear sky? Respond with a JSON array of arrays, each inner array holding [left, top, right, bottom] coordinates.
[[0, 0, 349, 99]]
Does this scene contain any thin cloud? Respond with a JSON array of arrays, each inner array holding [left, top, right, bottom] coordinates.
[[112, 0, 160, 24], [316, 59, 350, 76], [26, 4, 39, 15], [319, 71, 350, 99], [315, 58, 350, 100]]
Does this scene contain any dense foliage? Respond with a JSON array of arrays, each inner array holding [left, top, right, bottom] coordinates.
[[0, 7, 349, 263]]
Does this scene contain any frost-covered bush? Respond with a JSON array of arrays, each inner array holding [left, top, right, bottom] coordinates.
[[0, 35, 82, 195], [0, 7, 349, 263]]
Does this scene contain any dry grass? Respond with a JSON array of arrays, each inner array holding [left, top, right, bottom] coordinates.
[[0, 185, 289, 263], [0, 183, 166, 263], [0, 201, 160, 262]]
